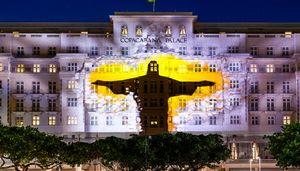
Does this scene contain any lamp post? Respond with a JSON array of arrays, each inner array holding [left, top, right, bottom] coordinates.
[[256, 157, 261, 171], [249, 159, 253, 171]]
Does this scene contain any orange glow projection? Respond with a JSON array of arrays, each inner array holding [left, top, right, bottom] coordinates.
[[89, 54, 225, 132]]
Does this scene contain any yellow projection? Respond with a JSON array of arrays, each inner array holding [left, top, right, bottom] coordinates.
[[89, 54, 225, 132]]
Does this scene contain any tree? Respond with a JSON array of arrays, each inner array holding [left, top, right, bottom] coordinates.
[[62, 142, 94, 167], [268, 123, 300, 169], [0, 125, 65, 171]]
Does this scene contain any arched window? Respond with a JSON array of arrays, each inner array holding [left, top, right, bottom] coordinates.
[[121, 25, 128, 37], [179, 25, 186, 37], [165, 25, 172, 37], [136, 25, 143, 37]]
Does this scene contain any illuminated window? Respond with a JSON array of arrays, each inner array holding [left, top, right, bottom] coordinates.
[[250, 98, 259, 111], [209, 99, 217, 111], [208, 47, 217, 56], [16, 99, 24, 112], [150, 116, 158, 128], [105, 98, 113, 112], [106, 47, 113, 56], [150, 62, 158, 72], [251, 116, 259, 125], [179, 98, 187, 112], [231, 143, 238, 160], [33, 64, 40, 73], [282, 64, 290, 73], [67, 116, 77, 125], [178, 65, 187, 73], [230, 80, 239, 89], [179, 47, 187, 55], [48, 99, 56, 111], [106, 116, 113, 126], [90, 46, 99, 56], [230, 115, 240, 125], [283, 98, 291, 111], [17, 47, 24, 56], [179, 25, 186, 37], [121, 47, 129, 56], [122, 116, 128, 125], [268, 116, 275, 125], [229, 63, 240, 72], [179, 116, 186, 125], [32, 47, 40, 55], [49, 64, 56, 73], [209, 116, 217, 125], [283, 81, 290, 93], [193, 47, 202, 56], [250, 47, 258, 56], [32, 116, 40, 126], [227, 46, 239, 53], [67, 80, 78, 89], [266, 47, 273, 56], [252, 143, 259, 159], [266, 64, 274, 73], [48, 47, 56, 56], [282, 47, 289, 56], [250, 81, 259, 94], [230, 98, 240, 106], [285, 32, 292, 38], [67, 46, 79, 53], [193, 115, 201, 125], [48, 116, 56, 126], [16, 82, 24, 93], [283, 116, 291, 125], [121, 25, 128, 37], [0, 63, 3, 72], [32, 81, 40, 94], [15, 117, 23, 126], [209, 64, 217, 72], [194, 98, 201, 111], [266, 82, 274, 93], [32, 99, 40, 112], [136, 25, 143, 37], [267, 98, 275, 111], [67, 98, 78, 107], [0, 46, 4, 53], [67, 63, 77, 71], [91, 116, 98, 126], [250, 64, 257, 72], [17, 64, 25, 73], [165, 25, 172, 36]]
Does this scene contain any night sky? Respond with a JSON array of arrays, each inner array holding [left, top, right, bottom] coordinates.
[[0, 0, 299, 22]]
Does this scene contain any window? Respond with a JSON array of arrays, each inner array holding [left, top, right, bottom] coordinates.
[[229, 63, 240, 72], [179, 25, 186, 37], [48, 99, 56, 111], [67, 98, 78, 107], [230, 98, 240, 106], [283, 98, 291, 111], [17, 47, 24, 56], [250, 81, 259, 94], [67, 46, 79, 53], [283, 116, 291, 125], [194, 64, 201, 72], [267, 116, 275, 125], [266, 64, 274, 73], [16, 82, 24, 93], [105, 98, 113, 112], [0, 63, 3, 72], [67, 116, 78, 125], [227, 46, 239, 53], [251, 116, 259, 125], [179, 98, 187, 112], [15, 117, 24, 126], [230, 115, 240, 125], [250, 98, 259, 111], [48, 116, 56, 126], [193, 47, 202, 56], [32, 82, 40, 94], [266, 47, 273, 56], [48, 82, 56, 94], [122, 116, 128, 125], [209, 99, 217, 111], [121, 25, 128, 37], [32, 99, 40, 112], [90, 46, 99, 56], [267, 98, 275, 111], [67, 63, 77, 71], [106, 116, 113, 126], [0, 98, 2, 107], [0, 46, 4, 53], [49, 64, 56, 73], [17, 64, 25, 73], [266, 82, 274, 94], [105, 47, 113, 56], [48, 47, 56, 56], [179, 47, 187, 55], [150, 99, 158, 107], [250, 47, 258, 56], [179, 116, 187, 125], [283, 81, 290, 93], [150, 62, 158, 72], [32, 116, 40, 126], [250, 64, 257, 72], [67, 80, 78, 89], [32, 47, 40, 55], [193, 115, 201, 125], [150, 81, 158, 93], [209, 64, 217, 72], [121, 47, 129, 56], [136, 25, 143, 37], [33, 64, 40, 73], [16, 99, 24, 111], [0, 80, 2, 90], [282, 64, 290, 73], [165, 25, 172, 36], [230, 80, 239, 89], [208, 47, 217, 56], [282, 47, 289, 56], [91, 116, 98, 126], [209, 116, 217, 125], [194, 98, 201, 111]]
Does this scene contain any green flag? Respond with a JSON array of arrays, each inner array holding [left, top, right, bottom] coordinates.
[[148, 0, 155, 3]]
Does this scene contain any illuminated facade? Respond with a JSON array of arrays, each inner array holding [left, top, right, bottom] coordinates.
[[0, 12, 300, 168]]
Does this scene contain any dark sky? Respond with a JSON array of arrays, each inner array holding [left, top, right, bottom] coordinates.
[[0, 0, 299, 22]]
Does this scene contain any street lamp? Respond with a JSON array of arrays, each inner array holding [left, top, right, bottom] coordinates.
[[249, 159, 253, 171], [256, 157, 261, 171]]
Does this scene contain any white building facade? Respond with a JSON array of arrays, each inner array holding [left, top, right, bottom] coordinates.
[[1, 12, 300, 169]]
